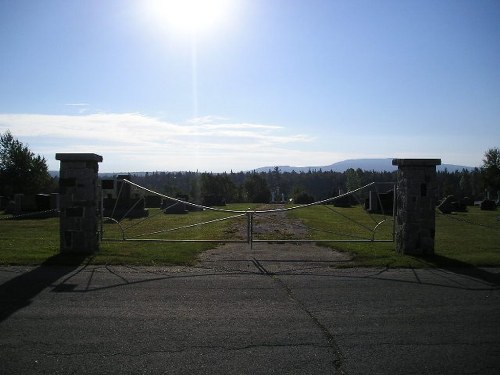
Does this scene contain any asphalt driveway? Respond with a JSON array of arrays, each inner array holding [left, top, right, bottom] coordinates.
[[1, 243, 499, 374]]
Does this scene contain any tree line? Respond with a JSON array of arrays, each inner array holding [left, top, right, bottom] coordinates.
[[131, 166, 493, 205], [131, 167, 394, 204], [1, 130, 499, 204]]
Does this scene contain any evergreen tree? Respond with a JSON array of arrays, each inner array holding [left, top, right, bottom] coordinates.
[[481, 147, 500, 196], [244, 173, 271, 203], [345, 168, 362, 191]]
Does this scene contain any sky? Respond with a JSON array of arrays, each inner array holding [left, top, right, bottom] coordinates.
[[1, 0, 499, 173]]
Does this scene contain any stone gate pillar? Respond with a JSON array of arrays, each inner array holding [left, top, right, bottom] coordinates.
[[392, 159, 441, 255], [56, 153, 103, 254]]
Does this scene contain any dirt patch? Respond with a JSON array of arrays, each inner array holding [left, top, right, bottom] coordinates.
[[199, 205, 353, 273], [224, 204, 309, 241], [198, 242, 352, 274]]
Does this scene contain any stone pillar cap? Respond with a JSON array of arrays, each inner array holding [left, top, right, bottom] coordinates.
[[392, 158, 441, 167], [56, 153, 103, 162]]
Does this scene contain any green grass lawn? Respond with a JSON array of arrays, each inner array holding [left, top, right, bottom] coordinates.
[[1, 204, 499, 267], [0, 214, 60, 265], [0, 215, 213, 266], [0, 204, 253, 266], [288, 204, 500, 268]]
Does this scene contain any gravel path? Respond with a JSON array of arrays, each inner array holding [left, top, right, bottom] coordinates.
[[199, 204, 353, 273]]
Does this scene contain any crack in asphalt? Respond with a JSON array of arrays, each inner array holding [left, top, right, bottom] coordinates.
[[251, 257, 348, 374]]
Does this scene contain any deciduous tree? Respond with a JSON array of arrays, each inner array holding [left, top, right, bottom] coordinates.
[[0, 130, 53, 197]]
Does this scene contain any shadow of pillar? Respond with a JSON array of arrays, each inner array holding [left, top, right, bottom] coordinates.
[[418, 254, 500, 286], [0, 254, 87, 322]]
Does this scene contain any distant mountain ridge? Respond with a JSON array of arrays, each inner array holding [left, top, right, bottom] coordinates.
[[49, 158, 476, 177], [253, 158, 476, 173]]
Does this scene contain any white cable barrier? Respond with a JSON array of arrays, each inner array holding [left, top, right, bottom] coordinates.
[[101, 179, 396, 246], [0, 208, 59, 221]]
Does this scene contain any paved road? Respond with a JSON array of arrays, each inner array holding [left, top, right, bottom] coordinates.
[[1, 243, 500, 374]]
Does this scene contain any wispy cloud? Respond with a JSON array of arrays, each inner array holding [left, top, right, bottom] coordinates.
[[0, 112, 330, 171], [64, 103, 90, 114]]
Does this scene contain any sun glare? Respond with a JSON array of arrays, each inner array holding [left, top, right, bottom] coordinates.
[[145, 0, 235, 35]]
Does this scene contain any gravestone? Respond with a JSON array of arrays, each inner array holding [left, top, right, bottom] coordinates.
[[102, 175, 148, 219], [0, 196, 7, 211], [392, 159, 441, 255], [163, 196, 189, 214], [437, 195, 467, 214], [50, 193, 60, 211], [56, 153, 103, 254], [367, 190, 394, 214], [35, 194, 51, 211], [480, 199, 497, 211]]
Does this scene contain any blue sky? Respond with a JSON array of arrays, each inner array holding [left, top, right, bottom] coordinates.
[[1, 0, 499, 172]]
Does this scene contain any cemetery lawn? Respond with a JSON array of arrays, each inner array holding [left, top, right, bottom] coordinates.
[[288, 205, 500, 268], [0, 214, 214, 266], [0, 205, 253, 266], [1, 205, 499, 268]]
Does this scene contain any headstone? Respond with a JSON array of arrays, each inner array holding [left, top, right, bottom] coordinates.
[[145, 195, 162, 208], [367, 190, 394, 215], [437, 195, 455, 214], [163, 197, 188, 214], [102, 175, 148, 219], [0, 196, 7, 211], [392, 159, 441, 255], [50, 193, 60, 211], [333, 195, 352, 207], [35, 194, 51, 211], [480, 199, 497, 211], [21, 194, 37, 212], [462, 197, 474, 207], [14, 194, 23, 215], [5, 200, 16, 215]]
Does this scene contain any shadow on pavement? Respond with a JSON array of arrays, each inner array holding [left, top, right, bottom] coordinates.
[[0, 253, 87, 322], [418, 254, 500, 286]]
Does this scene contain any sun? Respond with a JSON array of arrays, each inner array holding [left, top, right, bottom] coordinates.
[[144, 0, 236, 35]]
